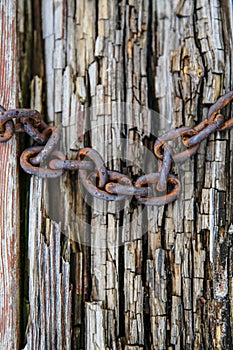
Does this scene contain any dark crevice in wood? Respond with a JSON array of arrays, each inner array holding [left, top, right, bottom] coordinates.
[[166, 260, 173, 348], [18, 1, 32, 347], [121, 0, 127, 103], [179, 279, 185, 350], [95, 0, 99, 38], [147, 0, 157, 113], [142, 229, 152, 349], [19, 0, 32, 108], [118, 225, 125, 340], [19, 0, 45, 347], [190, 225, 195, 347], [19, 167, 30, 349], [32, 0, 44, 78], [70, 252, 84, 349], [160, 205, 168, 250]]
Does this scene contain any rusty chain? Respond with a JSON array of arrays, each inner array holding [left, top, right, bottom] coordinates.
[[1, 90, 233, 206]]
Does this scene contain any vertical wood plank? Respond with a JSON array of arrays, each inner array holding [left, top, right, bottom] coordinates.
[[0, 1, 20, 349], [22, 0, 233, 348]]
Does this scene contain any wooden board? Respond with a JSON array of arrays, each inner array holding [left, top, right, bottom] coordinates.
[[0, 1, 20, 349], [21, 0, 233, 348]]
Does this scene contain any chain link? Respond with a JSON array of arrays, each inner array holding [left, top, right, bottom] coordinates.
[[1, 90, 233, 206]]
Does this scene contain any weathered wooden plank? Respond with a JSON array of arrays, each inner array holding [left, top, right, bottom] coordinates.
[[0, 1, 20, 349], [23, 67, 72, 348], [153, 0, 233, 347], [25, 177, 72, 349], [22, 0, 233, 348]]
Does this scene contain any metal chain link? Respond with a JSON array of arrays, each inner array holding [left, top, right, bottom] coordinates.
[[1, 90, 233, 206]]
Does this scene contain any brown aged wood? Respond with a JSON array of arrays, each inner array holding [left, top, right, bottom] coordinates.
[[0, 1, 20, 349]]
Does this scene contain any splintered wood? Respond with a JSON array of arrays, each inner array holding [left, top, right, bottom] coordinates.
[[25, 178, 71, 349], [21, 0, 233, 348]]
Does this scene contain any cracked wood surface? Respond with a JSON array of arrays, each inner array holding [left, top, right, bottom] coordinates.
[[0, 1, 20, 349], [21, 0, 233, 349], [24, 177, 72, 350]]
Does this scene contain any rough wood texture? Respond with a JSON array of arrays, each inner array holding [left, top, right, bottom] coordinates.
[[22, 75, 72, 348], [22, 0, 233, 349], [23, 177, 72, 350], [0, 1, 20, 349]]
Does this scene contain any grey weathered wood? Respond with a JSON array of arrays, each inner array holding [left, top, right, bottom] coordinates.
[[0, 1, 20, 349], [24, 176, 71, 350], [23, 76, 72, 349], [20, 0, 233, 349]]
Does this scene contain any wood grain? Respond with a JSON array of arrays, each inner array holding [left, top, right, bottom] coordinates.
[[0, 1, 20, 349], [24, 177, 72, 350], [23, 0, 233, 348]]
